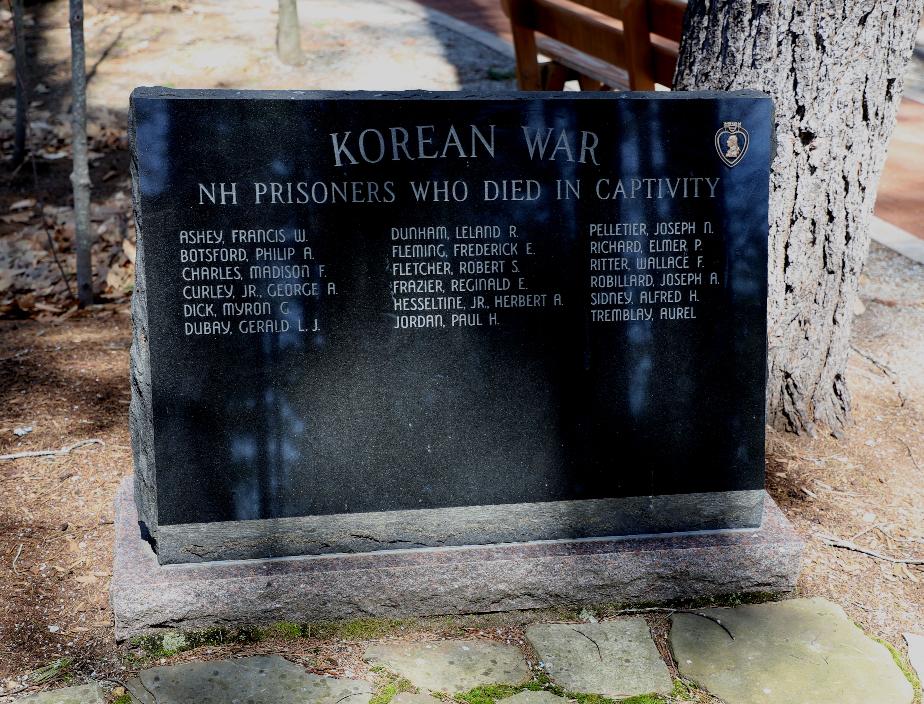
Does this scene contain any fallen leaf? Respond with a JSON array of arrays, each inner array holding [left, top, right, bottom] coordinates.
[[10, 198, 36, 211], [1, 212, 32, 223]]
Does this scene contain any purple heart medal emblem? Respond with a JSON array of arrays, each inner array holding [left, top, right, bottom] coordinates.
[[715, 121, 750, 168]]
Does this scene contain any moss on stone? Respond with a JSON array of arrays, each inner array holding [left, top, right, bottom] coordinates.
[[130, 626, 263, 658], [453, 667, 691, 704], [668, 678, 694, 700], [112, 694, 134, 704], [160, 632, 188, 654], [369, 675, 417, 704], [261, 619, 396, 641], [332, 618, 410, 640], [456, 678, 626, 704], [875, 637, 921, 704], [457, 683, 524, 704], [266, 621, 305, 639], [130, 616, 412, 650], [565, 692, 620, 704]]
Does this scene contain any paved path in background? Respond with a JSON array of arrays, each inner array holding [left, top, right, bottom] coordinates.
[[16, 599, 917, 704], [874, 97, 924, 240], [414, 0, 924, 241], [415, 0, 512, 41]]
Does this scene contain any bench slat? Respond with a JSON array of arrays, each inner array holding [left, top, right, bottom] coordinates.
[[536, 35, 631, 89], [512, 0, 629, 69]]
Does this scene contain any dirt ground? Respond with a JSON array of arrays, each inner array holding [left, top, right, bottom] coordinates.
[[0, 0, 922, 699]]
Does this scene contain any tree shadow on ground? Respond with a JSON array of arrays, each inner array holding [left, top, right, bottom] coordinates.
[[0, 315, 131, 439]]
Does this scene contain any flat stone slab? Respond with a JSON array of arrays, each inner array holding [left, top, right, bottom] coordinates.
[[16, 684, 104, 704], [111, 477, 803, 639], [128, 655, 372, 704], [526, 620, 672, 698], [904, 633, 924, 683], [391, 694, 443, 704], [670, 597, 914, 704], [500, 691, 573, 704], [364, 640, 530, 693]]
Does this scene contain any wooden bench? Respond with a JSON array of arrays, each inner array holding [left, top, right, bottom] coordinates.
[[500, 0, 686, 91]]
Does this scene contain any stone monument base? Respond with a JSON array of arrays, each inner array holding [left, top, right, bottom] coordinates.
[[111, 477, 803, 640]]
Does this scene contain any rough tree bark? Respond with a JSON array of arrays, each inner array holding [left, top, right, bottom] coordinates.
[[276, 0, 305, 66], [674, 0, 923, 435], [12, 0, 28, 167], [69, 0, 93, 306]]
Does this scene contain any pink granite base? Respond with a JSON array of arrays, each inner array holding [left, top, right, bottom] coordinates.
[[111, 477, 803, 640]]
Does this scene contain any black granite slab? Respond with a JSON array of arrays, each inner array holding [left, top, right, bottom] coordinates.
[[129, 88, 773, 562]]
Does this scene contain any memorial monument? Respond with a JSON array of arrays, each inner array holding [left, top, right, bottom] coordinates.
[[112, 88, 802, 638]]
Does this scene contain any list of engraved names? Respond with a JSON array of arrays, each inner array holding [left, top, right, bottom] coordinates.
[[589, 219, 720, 323], [174, 215, 721, 335], [389, 223, 562, 329], [178, 227, 334, 336]]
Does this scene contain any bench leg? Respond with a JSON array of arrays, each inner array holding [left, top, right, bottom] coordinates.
[[541, 61, 570, 90], [576, 73, 606, 91], [507, 2, 542, 90]]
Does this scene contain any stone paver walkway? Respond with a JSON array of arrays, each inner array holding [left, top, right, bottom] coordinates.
[[16, 684, 104, 704], [15, 599, 918, 704], [526, 620, 672, 698], [670, 598, 914, 704], [125, 655, 373, 704], [364, 640, 530, 693]]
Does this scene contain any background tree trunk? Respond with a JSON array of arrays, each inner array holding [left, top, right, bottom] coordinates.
[[69, 0, 93, 307], [276, 0, 305, 66], [673, 0, 923, 436], [12, 0, 28, 168]]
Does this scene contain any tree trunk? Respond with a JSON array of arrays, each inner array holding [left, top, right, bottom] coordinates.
[[69, 0, 93, 307], [673, 0, 923, 436], [12, 0, 28, 168], [276, 0, 305, 66]]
